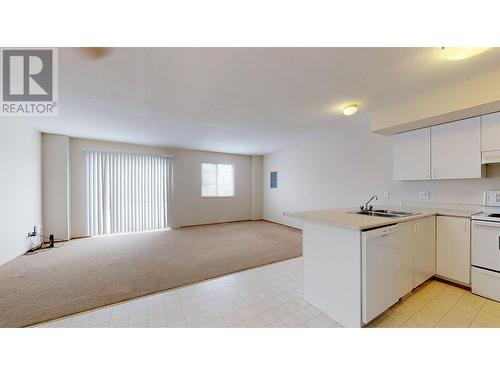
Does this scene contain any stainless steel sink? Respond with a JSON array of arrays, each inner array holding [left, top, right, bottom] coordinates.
[[349, 209, 419, 218]]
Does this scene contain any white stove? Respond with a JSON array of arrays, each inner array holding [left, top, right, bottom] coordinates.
[[471, 191, 500, 302], [471, 191, 500, 222]]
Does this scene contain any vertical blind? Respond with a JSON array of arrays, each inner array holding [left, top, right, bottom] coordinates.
[[86, 151, 170, 236]]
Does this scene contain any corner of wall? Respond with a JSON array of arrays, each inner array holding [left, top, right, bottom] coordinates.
[[42, 133, 70, 240], [0, 121, 42, 265]]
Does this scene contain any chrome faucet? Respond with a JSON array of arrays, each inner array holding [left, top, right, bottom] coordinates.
[[360, 195, 378, 212]]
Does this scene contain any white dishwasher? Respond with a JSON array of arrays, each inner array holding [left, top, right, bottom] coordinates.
[[362, 224, 400, 324]]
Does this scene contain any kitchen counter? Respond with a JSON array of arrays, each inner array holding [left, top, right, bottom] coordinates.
[[292, 204, 481, 327], [285, 206, 481, 230]]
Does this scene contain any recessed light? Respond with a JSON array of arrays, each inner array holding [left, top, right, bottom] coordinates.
[[343, 104, 358, 116], [440, 47, 490, 60]]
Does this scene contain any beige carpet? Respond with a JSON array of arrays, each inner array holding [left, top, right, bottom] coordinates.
[[0, 221, 301, 328]]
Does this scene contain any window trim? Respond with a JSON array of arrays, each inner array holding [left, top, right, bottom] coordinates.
[[201, 162, 236, 198]]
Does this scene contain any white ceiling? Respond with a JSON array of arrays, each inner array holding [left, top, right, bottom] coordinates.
[[30, 47, 500, 155]]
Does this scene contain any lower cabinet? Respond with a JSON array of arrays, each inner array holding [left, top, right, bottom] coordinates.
[[398, 221, 415, 297], [436, 216, 471, 285], [414, 216, 436, 288], [399, 216, 436, 298]]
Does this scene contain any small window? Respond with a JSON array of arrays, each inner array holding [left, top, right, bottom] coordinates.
[[201, 163, 234, 197]]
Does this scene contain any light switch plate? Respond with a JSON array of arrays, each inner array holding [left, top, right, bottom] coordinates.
[[383, 191, 390, 198], [419, 191, 430, 199]]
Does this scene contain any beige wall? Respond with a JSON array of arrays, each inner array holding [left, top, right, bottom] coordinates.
[[42, 134, 70, 240], [263, 118, 500, 228], [372, 68, 500, 134], [171, 147, 253, 228], [0, 121, 42, 265], [69, 137, 254, 237], [251, 155, 263, 220]]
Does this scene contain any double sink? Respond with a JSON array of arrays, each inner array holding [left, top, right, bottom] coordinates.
[[350, 209, 419, 218]]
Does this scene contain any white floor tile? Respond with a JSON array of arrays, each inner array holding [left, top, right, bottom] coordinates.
[[266, 319, 288, 328], [165, 310, 186, 324], [257, 309, 280, 325], [148, 316, 168, 328], [109, 317, 130, 328], [35, 257, 341, 328]]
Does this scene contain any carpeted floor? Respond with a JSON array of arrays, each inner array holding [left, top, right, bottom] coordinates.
[[0, 220, 301, 328]]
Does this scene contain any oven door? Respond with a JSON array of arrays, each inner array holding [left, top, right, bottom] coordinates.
[[472, 220, 500, 271]]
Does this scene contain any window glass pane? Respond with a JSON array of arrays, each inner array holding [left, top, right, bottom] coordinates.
[[217, 164, 234, 196], [201, 163, 217, 196]]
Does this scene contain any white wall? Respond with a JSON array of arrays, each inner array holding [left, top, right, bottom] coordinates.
[[42, 134, 70, 240], [0, 121, 42, 265], [263, 118, 500, 228], [263, 119, 393, 228], [69, 138, 253, 237]]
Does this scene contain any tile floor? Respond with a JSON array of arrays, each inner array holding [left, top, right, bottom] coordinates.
[[368, 279, 500, 328], [36, 257, 341, 328], [35, 257, 500, 328]]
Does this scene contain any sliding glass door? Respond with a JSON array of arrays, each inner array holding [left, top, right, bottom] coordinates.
[[85, 151, 170, 236]]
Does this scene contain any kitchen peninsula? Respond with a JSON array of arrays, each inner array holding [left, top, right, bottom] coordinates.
[[285, 206, 480, 327]]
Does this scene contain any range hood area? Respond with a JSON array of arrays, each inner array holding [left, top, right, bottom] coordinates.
[[481, 111, 500, 164], [482, 150, 500, 165]]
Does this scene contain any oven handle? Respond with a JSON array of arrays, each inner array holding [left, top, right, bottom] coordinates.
[[473, 220, 500, 228]]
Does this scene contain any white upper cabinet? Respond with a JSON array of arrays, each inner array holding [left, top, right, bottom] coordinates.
[[394, 117, 482, 181], [481, 112, 500, 152], [431, 117, 482, 179], [393, 128, 431, 181]]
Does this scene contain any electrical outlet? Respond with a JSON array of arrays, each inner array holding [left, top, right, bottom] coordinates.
[[27, 225, 36, 237], [383, 191, 390, 199], [419, 191, 430, 199], [28, 225, 42, 238]]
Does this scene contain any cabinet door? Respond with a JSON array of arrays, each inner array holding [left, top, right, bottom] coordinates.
[[398, 221, 415, 297], [482, 112, 500, 152], [436, 216, 471, 285], [393, 128, 431, 181], [431, 117, 482, 179], [413, 216, 436, 288]]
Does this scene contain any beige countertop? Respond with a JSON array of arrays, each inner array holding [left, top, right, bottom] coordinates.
[[285, 206, 481, 231]]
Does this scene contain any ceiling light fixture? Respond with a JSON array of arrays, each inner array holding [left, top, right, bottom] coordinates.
[[343, 104, 358, 116], [440, 47, 490, 60]]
